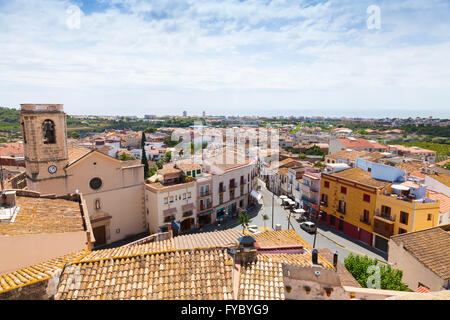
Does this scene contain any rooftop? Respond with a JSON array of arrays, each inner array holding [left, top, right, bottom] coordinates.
[[391, 225, 450, 280], [428, 173, 450, 188], [0, 195, 86, 237], [329, 167, 392, 188]]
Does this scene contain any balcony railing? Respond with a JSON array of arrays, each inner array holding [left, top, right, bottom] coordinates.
[[320, 201, 328, 207], [219, 186, 226, 193], [199, 191, 210, 197], [240, 179, 247, 185], [337, 207, 346, 214], [373, 219, 395, 238], [229, 183, 236, 189], [374, 210, 396, 222]]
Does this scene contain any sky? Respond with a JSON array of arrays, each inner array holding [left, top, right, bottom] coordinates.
[[0, 0, 449, 118]]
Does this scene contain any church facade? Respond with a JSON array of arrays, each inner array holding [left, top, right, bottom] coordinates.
[[20, 104, 147, 246]]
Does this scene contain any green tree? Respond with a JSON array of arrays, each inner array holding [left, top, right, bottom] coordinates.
[[141, 131, 146, 148], [144, 127, 157, 133], [344, 254, 409, 291], [69, 131, 80, 139], [238, 211, 251, 233], [148, 167, 157, 178], [165, 151, 172, 163], [156, 159, 164, 170], [141, 149, 149, 179], [118, 152, 134, 161], [262, 214, 269, 229]]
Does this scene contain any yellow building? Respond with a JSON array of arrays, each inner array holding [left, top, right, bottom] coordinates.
[[319, 168, 440, 252]]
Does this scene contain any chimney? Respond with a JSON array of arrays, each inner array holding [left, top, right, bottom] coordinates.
[[333, 251, 338, 271], [312, 249, 318, 265], [1, 190, 16, 208], [237, 236, 257, 265]]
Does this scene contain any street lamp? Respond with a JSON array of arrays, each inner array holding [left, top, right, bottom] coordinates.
[[313, 210, 321, 248]]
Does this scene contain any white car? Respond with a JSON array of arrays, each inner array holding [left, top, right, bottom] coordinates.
[[300, 221, 317, 233], [248, 225, 261, 234]]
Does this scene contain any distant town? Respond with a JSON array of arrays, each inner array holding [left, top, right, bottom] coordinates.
[[0, 104, 449, 301]]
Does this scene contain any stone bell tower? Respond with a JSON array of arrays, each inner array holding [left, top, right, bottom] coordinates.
[[20, 104, 69, 195]]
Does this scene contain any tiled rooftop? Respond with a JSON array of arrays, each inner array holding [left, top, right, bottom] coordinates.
[[0, 196, 85, 236], [0, 250, 88, 294], [391, 226, 450, 280], [54, 249, 234, 300], [330, 167, 392, 188], [252, 230, 308, 248], [67, 145, 92, 166], [238, 256, 285, 300], [80, 230, 243, 262]]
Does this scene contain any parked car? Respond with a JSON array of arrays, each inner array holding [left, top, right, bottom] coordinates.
[[248, 225, 261, 234], [300, 221, 317, 233]]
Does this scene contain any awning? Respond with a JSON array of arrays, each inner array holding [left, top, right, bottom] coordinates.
[[198, 209, 213, 217], [392, 184, 410, 191], [294, 209, 305, 214], [182, 203, 195, 212], [279, 195, 288, 200], [250, 190, 262, 201], [163, 207, 177, 216]]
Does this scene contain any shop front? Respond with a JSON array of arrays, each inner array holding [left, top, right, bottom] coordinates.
[[198, 210, 213, 227], [216, 208, 225, 221]]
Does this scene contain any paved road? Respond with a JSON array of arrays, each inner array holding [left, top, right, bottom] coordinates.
[[231, 179, 387, 264]]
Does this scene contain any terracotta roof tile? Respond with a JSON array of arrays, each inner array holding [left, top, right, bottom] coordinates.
[[55, 249, 234, 300], [391, 227, 450, 280], [0, 196, 85, 236], [0, 250, 88, 294]]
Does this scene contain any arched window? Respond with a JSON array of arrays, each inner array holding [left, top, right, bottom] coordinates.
[[42, 120, 56, 144]]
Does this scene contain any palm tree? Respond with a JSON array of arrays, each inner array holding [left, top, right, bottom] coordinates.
[[238, 211, 251, 233], [262, 214, 269, 230]]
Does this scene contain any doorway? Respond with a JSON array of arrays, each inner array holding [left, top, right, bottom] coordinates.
[[93, 225, 107, 247]]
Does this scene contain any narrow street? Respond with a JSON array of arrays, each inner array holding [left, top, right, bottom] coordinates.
[[231, 179, 388, 264]]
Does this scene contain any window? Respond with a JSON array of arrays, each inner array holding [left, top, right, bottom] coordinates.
[[427, 214, 432, 221], [42, 119, 56, 144], [324, 181, 330, 188], [89, 177, 102, 190], [169, 196, 174, 203], [164, 197, 168, 204], [363, 209, 369, 222], [187, 192, 191, 199], [338, 200, 346, 214], [200, 186, 204, 196], [95, 199, 101, 210], [163, 215, 175, 223], [187, 171, 191, 176], [363, 194, 370, 202], [400, 211, 409, 224], [197, 169, 201, 174], [321, 194, 328, 205], [341, 187, 347, 194], [183, 193, 186, 200], [206, 185, 209, 194]]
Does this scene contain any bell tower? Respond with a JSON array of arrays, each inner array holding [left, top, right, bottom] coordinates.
[[20, 104, 69, 195]]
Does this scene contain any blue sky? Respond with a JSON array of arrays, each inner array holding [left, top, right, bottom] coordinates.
[[0, 0, 449, 118]]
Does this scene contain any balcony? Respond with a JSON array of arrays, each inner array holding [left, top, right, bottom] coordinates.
[[320, 201, 328, 207], [199, 203, 212, 211], [337, 207, 346, 215], [240, 179, 247, 185], [373, 218, 394, 238], [219, 186, 226, 193], [199, 191, 210, 198], [374, 210, 396, 222], [229, 183, 236, 190]]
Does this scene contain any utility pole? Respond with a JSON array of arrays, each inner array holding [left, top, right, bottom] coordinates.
[[313, 210, 321, 248], [271, 177, 274, 229]]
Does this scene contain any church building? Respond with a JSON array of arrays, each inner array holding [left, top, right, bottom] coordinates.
[[20, 104, 147, 246]]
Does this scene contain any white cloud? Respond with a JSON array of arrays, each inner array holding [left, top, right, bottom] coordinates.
[[0, 0, 449, 117]]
